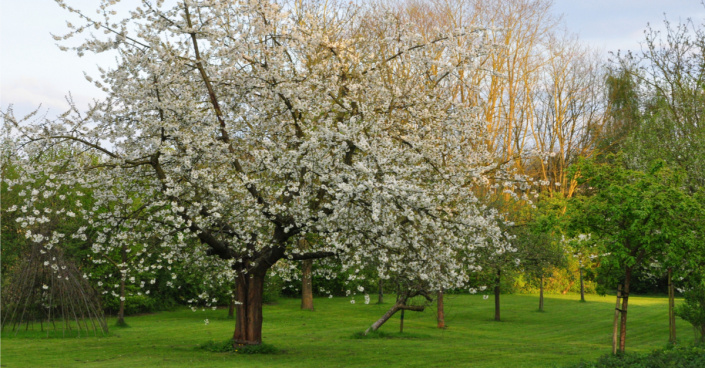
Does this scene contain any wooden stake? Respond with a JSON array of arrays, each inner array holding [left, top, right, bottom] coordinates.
[[668, 268, 676, 344], [612, 284, 622, 355]]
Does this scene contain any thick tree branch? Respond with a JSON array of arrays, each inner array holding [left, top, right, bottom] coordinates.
[[290, 251, 336, 261]]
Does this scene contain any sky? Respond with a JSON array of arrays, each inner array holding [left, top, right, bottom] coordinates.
[[1, 0, 705, 120]]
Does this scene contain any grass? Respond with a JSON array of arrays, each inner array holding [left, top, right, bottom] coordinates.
[[0, 293, 694, 367]]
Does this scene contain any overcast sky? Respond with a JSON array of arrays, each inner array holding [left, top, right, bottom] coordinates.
[[2, 0, 704, 120]]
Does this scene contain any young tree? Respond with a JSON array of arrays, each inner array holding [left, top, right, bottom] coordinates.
[[514, 225, 564, 312], [473, 226, 520, 322], [5, 0, 509, 345], [567, 156, 702, 353]]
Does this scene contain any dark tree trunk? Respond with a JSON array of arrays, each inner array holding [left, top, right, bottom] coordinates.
[[619, 267, 632, 353], [228, 299, 235, 319], [377, 279, 384, 304], [437, 289, 445, 328], [228, 283, 236, 319], [539, 273, 544, 312], [494, 268, 501, 321], [117, 276, 126, 326], [579, 262, 586, 302], [117, 246, 127, 326], [668, 268, 676, 344], [233, 271, 266, 345], [399, 309, 405, 333], [301, 259, 314, 310]]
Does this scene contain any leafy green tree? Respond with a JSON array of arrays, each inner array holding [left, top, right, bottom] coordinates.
[[600, 67, 641, 156], [567, 156, 703, 352], [513, 225, 564, 311]]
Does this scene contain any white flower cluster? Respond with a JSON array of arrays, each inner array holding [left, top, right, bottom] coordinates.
[[5, 0, 517, 310]]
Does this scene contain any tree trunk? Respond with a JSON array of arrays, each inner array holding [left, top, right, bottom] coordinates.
[[228, 299, 235, 319], [539, 273, 544, 312], [612, 284, 622, 355], [117, 276, 126, 326], [364, 296, 425, 335], [301, 259, 314, 310], [117, 246, 127, 326], [377, 279, 384, 304], [437, 289, 445, 328], [619, 267, 632, 353], [494, 268, 501, 321], [228, 283, 237, 319], [399, 309, 405, 333], [579, 262, 586, 302], [233, 271, 266, 345], [365, 303, 400, 335], [668, 267, 676, 344]]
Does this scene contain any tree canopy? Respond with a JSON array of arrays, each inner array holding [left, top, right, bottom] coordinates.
[[4, 0, 515, 345]]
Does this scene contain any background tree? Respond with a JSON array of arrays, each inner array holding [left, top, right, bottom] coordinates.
[[513, 219, 565, 312], [613, 17, 705, 193]]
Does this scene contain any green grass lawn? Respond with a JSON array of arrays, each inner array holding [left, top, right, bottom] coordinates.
[[0, 293, 693, 367]]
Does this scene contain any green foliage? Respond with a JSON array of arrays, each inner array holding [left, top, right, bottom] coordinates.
[[262, 273, 284, 304], [600, 67, 642, 156], [235, 343, 280, 354], [513, 226, 566, 282], [1, 148, 96, 279], [198, 339, 236, 353], [675, 280, 705, 343], [198, 340, 279, 354], [513, 263, 597, 295], [604, 15, 705, 194], [279, 261, 378, 298], [564, 344, 705, 368], [102, 293, 177, 317], [567, 156, 703, 288]]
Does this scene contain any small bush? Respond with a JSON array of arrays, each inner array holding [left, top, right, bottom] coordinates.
[[675, 281, 705, 343], [103, 293, 178, 316], [236, 343, 279, 354], [564, 344, 705, 368], [199, 339, 235, 353], [198, 339, 279, 354]]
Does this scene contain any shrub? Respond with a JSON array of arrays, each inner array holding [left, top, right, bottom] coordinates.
[[564, 344, 705, 367], [198, 340, 279, 354], [675, 281, 705, 343]]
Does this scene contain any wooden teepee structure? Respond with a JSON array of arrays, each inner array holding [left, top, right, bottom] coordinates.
[[1, 243, 108, 336]]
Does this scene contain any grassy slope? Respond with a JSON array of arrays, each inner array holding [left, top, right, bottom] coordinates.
[[0, 293, 691, 368]]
